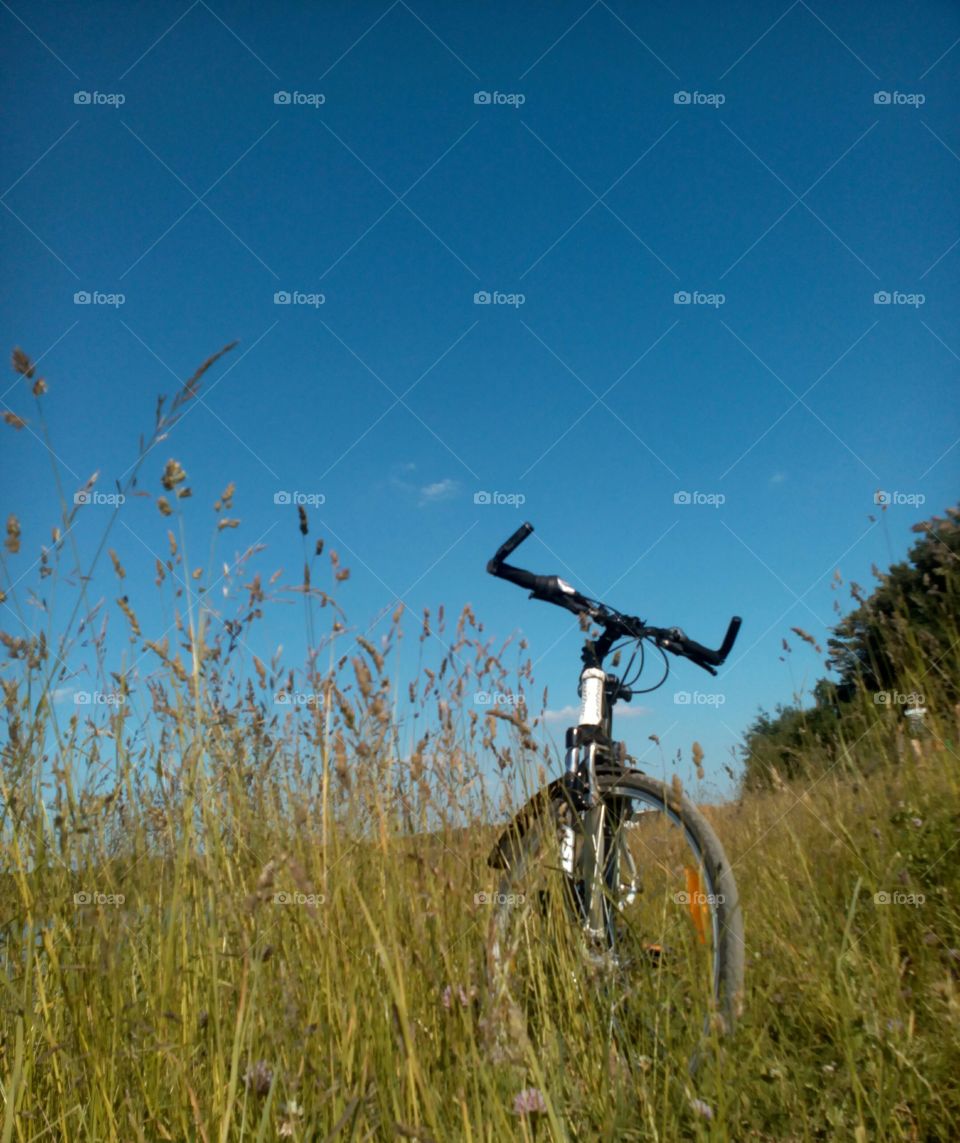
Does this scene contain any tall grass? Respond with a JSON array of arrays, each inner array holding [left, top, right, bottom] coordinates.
[[2, 348, 958, 1140]]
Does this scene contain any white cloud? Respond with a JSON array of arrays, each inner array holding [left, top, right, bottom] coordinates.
[[769, 472, 787, 485], [418, 478, 458, 506], [543, 703, 651, 724]]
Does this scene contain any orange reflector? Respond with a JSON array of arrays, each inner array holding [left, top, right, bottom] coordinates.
[[685, 866, 708, 944]]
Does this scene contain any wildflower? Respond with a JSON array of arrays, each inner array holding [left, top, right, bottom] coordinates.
[[512, 1088, 547, 1117], [441, 983, 476, 1009], [689, 1097, 713, 1120], [279, 1099, 304, 1136], [243, 1059, 273, 1096]]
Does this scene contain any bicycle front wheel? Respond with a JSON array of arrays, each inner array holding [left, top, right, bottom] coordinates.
[[485, 770, 744, 1065]]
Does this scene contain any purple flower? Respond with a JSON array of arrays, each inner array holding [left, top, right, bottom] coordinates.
[[243, 1059, 273, 1097], [513, 1088, 547, 1117], [689, 1097, 713, 1120], [441, 983, 476, 1009]]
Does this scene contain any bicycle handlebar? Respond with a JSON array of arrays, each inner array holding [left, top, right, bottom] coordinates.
[[487, 521, 534, 573], [486, 521, 741, 674]]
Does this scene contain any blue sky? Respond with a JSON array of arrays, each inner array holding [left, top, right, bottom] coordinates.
[[2, 0, 958, 794]]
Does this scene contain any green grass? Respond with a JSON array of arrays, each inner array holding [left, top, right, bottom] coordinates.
[[4, 716, 959, 1139]]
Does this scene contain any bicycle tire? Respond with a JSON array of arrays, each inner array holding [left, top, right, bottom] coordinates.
[[485, 769, 744, 1060]]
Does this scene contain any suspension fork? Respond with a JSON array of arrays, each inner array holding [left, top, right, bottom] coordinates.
[[562, 736, 623, 940], [562, 662, 625, 941], [581, 797, 610, 938]]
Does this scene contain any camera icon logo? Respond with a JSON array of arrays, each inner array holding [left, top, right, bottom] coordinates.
[[873, 490, 891, 506], [274, 290, 292, 304], [74, 91, 91, 105], [474, 891, 490, 904], [673, 91, 691, 105], [873, 291, 891, 304], [74, 291, 92, 304], [274, 491, 292, 505], [273, 891, 292, 903], [274, 91, 291, 104], [473, 91, 491, 105], [874, 890, 890, 904], [673, 491, 691, 505], [673, 291, 691, 304], [73, 490, 91, 505], [74, 891, 92, 904], [275, 692, 290, 705], [473, 491, 492, 505], [873, 91, 891, 105], [473, 291, 491, 304], [674, 691, 692, 705]]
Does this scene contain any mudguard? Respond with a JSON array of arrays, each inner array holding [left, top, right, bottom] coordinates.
[[487, 777, 568, 869]]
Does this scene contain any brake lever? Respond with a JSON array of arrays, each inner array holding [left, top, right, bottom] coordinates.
[[655, 628, 719, 675]]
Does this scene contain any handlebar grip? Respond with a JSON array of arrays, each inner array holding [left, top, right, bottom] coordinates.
[[675, 635, 722, 666], [673, 616, 742, 668], [717, 616, 742, 660], [487, 521, 534, 574]]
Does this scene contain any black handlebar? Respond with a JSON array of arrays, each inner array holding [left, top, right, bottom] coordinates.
[[487, 521, 534, 574], [486, 521, 741, 674]]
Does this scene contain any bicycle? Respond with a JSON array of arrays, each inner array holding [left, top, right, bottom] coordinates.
[[482, 522, 745, 1066]]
